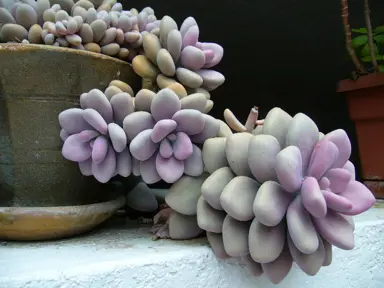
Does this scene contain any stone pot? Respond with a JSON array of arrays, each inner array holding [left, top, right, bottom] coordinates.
[[337, 72, 384, 198], [0, 44, 140, 239]]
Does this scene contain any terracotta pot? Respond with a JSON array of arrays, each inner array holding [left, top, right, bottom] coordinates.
[[337, 72, 384, 198], [0, 44, 140, 239]]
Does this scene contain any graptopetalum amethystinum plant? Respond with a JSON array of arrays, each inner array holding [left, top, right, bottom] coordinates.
[[150, 106, 376, 284]]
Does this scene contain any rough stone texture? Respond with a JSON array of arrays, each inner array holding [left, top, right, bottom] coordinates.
[[1, 205, 383, 288], [0, 44, 140, 206]]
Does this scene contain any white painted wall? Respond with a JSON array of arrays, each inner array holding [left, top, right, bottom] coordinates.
[[1, 207, 383, 288]]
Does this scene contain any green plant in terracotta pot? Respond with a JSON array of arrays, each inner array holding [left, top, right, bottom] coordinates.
[[337, 0, 384, 198]]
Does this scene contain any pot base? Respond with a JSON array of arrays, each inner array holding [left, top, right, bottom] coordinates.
[[364, 181, 384, 199]]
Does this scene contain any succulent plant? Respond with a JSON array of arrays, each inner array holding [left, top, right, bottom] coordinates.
[[58, 79, 134, 183], [132, 15, 225, 94], [0, 0, 155, 60], [124, 88, 220, 184]]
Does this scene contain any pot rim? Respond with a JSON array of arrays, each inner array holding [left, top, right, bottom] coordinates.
[[337, 72, 384, 93], [0, 43, 130, 65]]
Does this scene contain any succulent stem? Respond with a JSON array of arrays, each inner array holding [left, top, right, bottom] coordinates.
[[364, 0, 379, 72]]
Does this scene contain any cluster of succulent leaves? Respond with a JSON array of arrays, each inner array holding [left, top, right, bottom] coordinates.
[[352, 25, 384, 71]]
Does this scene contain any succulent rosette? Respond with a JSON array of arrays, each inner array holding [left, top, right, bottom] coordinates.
[[194, 107, 375, 284], [123, 88, 220, 184], [59, 80, 134, 183], [133, 15, 225, 93]]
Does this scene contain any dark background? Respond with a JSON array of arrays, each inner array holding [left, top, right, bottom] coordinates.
[[127, 0, 384, 183]]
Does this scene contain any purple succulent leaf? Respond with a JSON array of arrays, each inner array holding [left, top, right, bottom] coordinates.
[[116, 147, 132, 177], [159, 138, 173, 158], [132, 157, 141, 176], [145, 22, 157, 32], [137, 11, 148, 31], [60, 129, 70, 141], [324, 168, 352, 194], [83, 108, 108, 135], [301, 177, 327, 218], [151, 119, 177, 143], [58, 108, 92, 134], [110, 92, 135, 126], [172, 109, 205, 135], [179, 16, 197, 38], [275, 146, 303, 193], [342, 160, 356, 180], [203, 49, 215, 63], [172, 132, 193, 160], [200, 42, 224, 68], [180, 46, 205, 71], [140, 153, 162, 184], [156, 154, 184, 183], [79, 158, 93, 176], [189, 114, 220, 143], [123, 111, 156, 141], [80, 89, 113, 123], [321, 190, 353, 213], [129, 129, 158, 161], [108, 123, 127, 153], [77, 130, 100, 142], [307, 139, 339, 180], [167, 29, 182, 62], [322, 129, 352, 169], [62, 134, 92, 162], [318, 177, 330, 190], [195, 69, 225, 91], [338, 180, 376, 215], [92, 143, 117, 183], [183, 144, 204, 176], [92, 135, 109, 164], [313, 209, 355, 250], [150, 88, 181, 122], [182, 25, 199, 48]]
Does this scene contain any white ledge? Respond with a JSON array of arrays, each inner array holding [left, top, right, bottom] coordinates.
[[1, 204, 384, 288]]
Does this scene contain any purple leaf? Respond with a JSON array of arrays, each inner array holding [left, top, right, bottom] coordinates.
[[338, 180, 376, 215], [140, 153, 162, 184], [156, 154, 184, 183], [322, 190, 353, 213], [150, 88, 181, 122], [129, 129, 158, 161], [301, 177, 327, 218], [182, 25, 199, 48], [92, 143, 117, 183], [83, 108, 108, 135], [159, 138, 173, 158], [116, 147, 132, 177], [58, 108, 92, 134], [322, 129, 352, 168], [172, 109, 205, 135], [201, 42, 224, 68], [108, 123, 127, 153], [325, 168, 352, 194], [62, 134, 92, 162], [92, 136, 109, 164], [183, 144, 204, 176], [307, 139, 339, 179], [189, 114, 220, 143], [172, 132, 193, 160], [151, 119, 177, 143], [123, 111, 155, 141], [275, 146, 303, 193]]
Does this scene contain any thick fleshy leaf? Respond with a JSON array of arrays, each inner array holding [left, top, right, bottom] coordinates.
[[196, 196, 226, 233], [242, 255, 263, 277], [77, 130, 99, 142], [196, 69, 225, 91], [58, 108, 92, 134], [123, 111, 155, 141], [285, 113, 319, 174], [132, 157, 141, 176], [159, 138, 173, 158], [206, 232, 229, 259], [325, 168, 352, 193], [180, 16, 197, 38], [108, 123, 127, 153], [92, 143, 116, 183], [301, 177, 327, 218], [313, 210, 355, 250], [343, 160, 356, 180], [322, 238, 333, 266], [80, 89, 113, 123], [322, 190, 353, 213], [92, 136, 109, 164], [150, 88, 181, 121], [156, 154, 184, 183], [129, 129, 158, 161], [62, 134, 92, 162], [253, 181, 293, 227], [151, 119, 177, 143], [140, 153, 162, 184], [110, 92, 135, 126], [172, 109, 205, 135], [307, 139, 339, 179], [226, 133, 253, 177], [167, 29, 182, 62], [287, 196, 319, 254], [201, 42, 224, 68], [249, 218, 286, 263], [338, 180, 376, 215], [222, 215, 250, 257], [172, 132, 193, 160], [203, 49, 215, 63], [275, 146, 303, 193], [60, 129, 70, 141], [116, 147, 132, 177], [189, 114, 220, 143], [183, 144, 204, 176], [79, 158, 92, 176], [82, 108, 108, 135], [318, 177, 330, 190], [262, 107, 292, 147], [248, 135, 281, 183], [261, 246, 293, 284], [182, 24, 199, 48], [288, 234, 325, 276], [180, 93, 207, 112], [180, 45, 205, 70], [323, 129, 352, 168]]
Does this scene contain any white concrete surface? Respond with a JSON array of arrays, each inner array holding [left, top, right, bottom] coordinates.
[[1, 204, 384, 288]]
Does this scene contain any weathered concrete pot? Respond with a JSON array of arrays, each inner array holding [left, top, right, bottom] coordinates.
[[0, 44, 140, 239]]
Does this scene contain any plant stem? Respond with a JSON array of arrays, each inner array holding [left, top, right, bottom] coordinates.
[[364, 0, 379, 72], [340, 0, 367, 74]]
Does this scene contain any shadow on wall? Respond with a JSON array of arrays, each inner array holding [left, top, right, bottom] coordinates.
[[126, 0, 384, 185]]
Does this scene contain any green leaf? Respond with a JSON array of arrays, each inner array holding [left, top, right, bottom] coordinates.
[[374, 26, 384, 34], [380, 64, 384, 72], [352, 28, 367, 34], [374, 34, 384, 44], [361, 43, 379, 57], [362, 55, 383, 62], [352, 35, 368, 48]]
